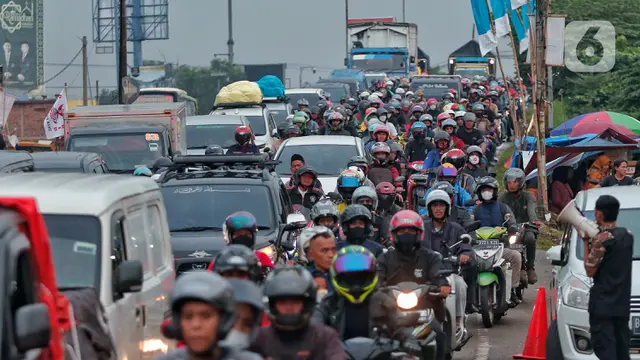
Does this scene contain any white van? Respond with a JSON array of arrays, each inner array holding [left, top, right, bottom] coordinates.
[[0, 173, 175, 359]]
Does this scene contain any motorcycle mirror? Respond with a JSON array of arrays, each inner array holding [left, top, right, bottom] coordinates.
[[417, 198, 427, 207], [281, 240, 295, 252], [504, 213, 512, 221], [465, 220, 481, 232], [460, 234, 472, 244], [463, 199, 476, 207], [489, 172, 497, 178]]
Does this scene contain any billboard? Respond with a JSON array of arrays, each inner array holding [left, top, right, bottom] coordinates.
[[0, 0, 43, 94], [242, 64, 286, 84]]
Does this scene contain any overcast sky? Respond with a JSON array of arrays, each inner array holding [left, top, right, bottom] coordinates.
[[45, 0, 515, 98]]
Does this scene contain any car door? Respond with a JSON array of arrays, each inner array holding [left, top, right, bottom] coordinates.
[[548, 224, 571, 321]]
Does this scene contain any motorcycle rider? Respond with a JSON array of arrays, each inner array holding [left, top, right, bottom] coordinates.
[[351, 186, 385, 245], [209, 244, 261, 281], [322, 111, 351, 136], [286, 166, 324, 209], [227, 126, 260, 155], [441, 119, 465, 149], [376, 210, 449, 360], [376, 181, 402, 216], [223, 279, 266, 352], [303, 226, 338, 297], [155, 272, 262, 360], [404, 122, 435, 162], [365, 125, 393, 153], [223, 212, 259, 249], [297, 98, 310, 111], [333, 168, 363, 213], [337, 204, 384, 257], [376, 107, 398, 138], [368, 142, 400, 186], [442, 149, 477, 197], [424, 131, 451, 169], [310, 200, 340, 235], [423, 190, 479, 322], [292, 111, 319, 136], [428, 181, 474, 229], [420, 164, 472, 214], [347, 157, 376, 188], [250, 266, 345, 359], [460, 145, 490, 179], [455, 112, 484, 148], [471, 177, 523, 303], [498, 168, 540, 284]]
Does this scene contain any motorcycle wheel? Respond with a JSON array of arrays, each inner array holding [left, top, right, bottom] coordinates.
[[479, 286, 495, 328]]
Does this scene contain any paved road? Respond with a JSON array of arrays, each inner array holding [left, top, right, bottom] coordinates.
[[453, 250, 552, 360]]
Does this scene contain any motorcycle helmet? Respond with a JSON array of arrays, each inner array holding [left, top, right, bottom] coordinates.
[[476, 176, 499, 201], [204, 144, 225, 155], [431, 181, 456, 201], [411, 121, 428, 138], [436, 112, 450, 125], [223, 211, 257, 247], [348, 166, 366, 185], [328, 112, 345, 129], [263, 266, 317, 330], [347, 98, 358, 108], [396, 88, 406, 96], [445, 110, 456, 118], [285, 124, 302, 138], [441, 119, 458, 134], [437, 163, 458, 185], [298, 226, 335, 265], [337, 169, 362, 202], [351, 186, 379, 212], [503, 167, 526, 191], [317, 100, 329, 112], [170, 271, 236, 341], [340, 204, 373, 244], [471, 102, 485, 113], [400, 99, 412, 112], [347, 155, 370, 175], [454, 111, 466, 119], [434, 131, 450, 149], [418, 114, 433, 125], [234, 125, 253, 146], [372, 126, 390, 141], [466, 145, 484, 166], [297, 98, 310, 108], [212, 244, 261, 281], [330, 246, 379, 304], [370, 142, 391, 164], [442, 149, 467, 170], [425, 189, 451, 217], [133, 167, 153, 177], [292, 112, 306, 125], [376, 107, 390, 123], [310, 200, 340, 229], [389, 210, 424, 253], [368, 94, 381, 104], [463, 112, 477, 124], [295, 166, 318, 188], [411, 105, 424, 117], [226, 278, 265, 338], [375, 182, 396, 210], [359, 91, 371, 100]]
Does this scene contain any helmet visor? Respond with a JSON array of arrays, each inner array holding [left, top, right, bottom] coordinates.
[[340, 176, 360, 188], [439, 167, 457, 177], [333, 253, 374, 273]]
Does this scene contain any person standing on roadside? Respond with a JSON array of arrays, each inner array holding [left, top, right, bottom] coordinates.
[[583, 195, 633, 360]]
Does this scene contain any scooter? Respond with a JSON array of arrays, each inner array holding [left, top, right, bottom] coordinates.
[[472, 218, 513, 328], [406, 161, 429, 211], [507, 222, 539, 301]]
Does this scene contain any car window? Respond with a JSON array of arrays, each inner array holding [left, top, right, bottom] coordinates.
[[246, 115, 267, 136], [125, 207, 151, 278], [576, 209, 640, 260], [11, 250, 37, 315], [146, 204, 168, 273], [276, 144, 358, 176], [187, 123, 238, 149]]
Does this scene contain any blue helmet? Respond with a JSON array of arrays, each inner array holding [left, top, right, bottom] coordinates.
[[410, 122, 427, 131], [133, 167, 153, 177]]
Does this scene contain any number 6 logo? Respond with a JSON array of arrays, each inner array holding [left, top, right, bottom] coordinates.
[[564, 21, 616, 73]]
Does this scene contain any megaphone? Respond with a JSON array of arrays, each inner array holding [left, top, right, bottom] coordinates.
[[557, 199, 600, 238]]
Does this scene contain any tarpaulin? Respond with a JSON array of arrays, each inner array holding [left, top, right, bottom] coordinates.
[[215, 81, 263, 106], [256, 75, 285, 98]]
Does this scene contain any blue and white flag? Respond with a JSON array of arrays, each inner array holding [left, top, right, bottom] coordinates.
[[470, 0, 498, 55], [510, 9, 529, 53], [511, 0, 528, 10], [490, 0, 510, 37]]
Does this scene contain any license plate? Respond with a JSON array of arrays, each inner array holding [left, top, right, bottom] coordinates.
[[476, 239, 501, 245], [633, 316, 640, 336]]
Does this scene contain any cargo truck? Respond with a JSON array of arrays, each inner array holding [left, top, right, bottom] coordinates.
[[345, 18, 421, 78], [64, 102, 187, 173], [447, 40, 496, 78]]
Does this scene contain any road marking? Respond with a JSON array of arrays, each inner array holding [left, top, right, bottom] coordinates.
[[475, 328, 491, 360]]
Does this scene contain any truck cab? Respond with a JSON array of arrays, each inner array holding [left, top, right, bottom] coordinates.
[[447, 40, 496, 78]]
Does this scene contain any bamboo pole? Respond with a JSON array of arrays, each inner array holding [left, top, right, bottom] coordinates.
[[507, 8, 528, 149]]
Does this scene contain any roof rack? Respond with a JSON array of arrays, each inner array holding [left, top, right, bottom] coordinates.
[[263, 96, 288, 103], [159, 154, 282, 183], [212, 102, 265, 110]]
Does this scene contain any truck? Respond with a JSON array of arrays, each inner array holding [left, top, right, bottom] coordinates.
[[345, 18, 420, 78], [64, 102, 187, 174], [448, 40, 496, 78]]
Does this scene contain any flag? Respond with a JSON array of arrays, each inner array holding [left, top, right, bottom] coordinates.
[[510, 9, 529, 53], [490, 0, 510, 37], [44, 87, 67, 139], [470, 0, 498, 55]]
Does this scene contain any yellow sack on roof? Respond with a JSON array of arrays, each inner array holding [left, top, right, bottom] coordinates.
[[215, 81, 263, 106]]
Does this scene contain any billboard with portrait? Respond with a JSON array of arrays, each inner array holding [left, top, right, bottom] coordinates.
[[0, 0, 43, 94]]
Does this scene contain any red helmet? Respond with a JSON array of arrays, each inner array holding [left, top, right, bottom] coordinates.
[[427, 98, 438, 105], [389, 210, 424, 242], [436, 112, 450, 123], [450, 103, 460, 111], [375, 181, 395, 195], [449, 89, 458, 96], [235, 125, 252, 145], [373, 126, 390, 136]]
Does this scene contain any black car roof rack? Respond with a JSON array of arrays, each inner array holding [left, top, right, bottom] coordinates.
[[159, 154, 281, 183], [212, 102, 265, 111]]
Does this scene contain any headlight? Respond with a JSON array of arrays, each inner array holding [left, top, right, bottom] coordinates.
[[397, 292, 418, 310], [257, 244, 277, 263], [509, 235, 517, 244], [562, 275, 591, 310]]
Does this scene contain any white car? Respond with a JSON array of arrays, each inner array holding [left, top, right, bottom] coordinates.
[[273, 135, 366, 190], [263, 97, 293, 132], [546, 186, 640, 360], [285, 88, 327, 109], [186, 114, 248, 154], [211, 104, 279, 152]]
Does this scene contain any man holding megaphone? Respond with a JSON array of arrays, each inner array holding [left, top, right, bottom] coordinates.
[[564, 195, 633, 360]]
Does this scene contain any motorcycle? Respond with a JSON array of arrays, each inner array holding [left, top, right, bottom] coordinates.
[[507, 222, 539, 300], [343, 313, 422, 360], [405, 161, 430, 211], [472, 217, 514, 328]]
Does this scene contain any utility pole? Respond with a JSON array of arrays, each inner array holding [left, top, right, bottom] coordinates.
[[82, 36, 88, 105], [118, 0, 127, 104], [533, 0, 549, 218], [402, 0, 406, 22], [345, 0, 349, 58], [227, 0, 234, 64]]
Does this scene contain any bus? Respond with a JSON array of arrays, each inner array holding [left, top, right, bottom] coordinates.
[[134, 87, 198, 116]]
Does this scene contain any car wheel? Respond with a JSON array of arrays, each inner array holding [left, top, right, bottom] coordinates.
[[546, 320, 564, 360]]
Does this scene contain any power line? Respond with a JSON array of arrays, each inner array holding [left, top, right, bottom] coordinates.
[[43, 47, 83, 85]]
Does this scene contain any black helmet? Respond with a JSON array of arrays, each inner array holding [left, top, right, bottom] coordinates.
[[204, 144, 224, 155], [347, 97, 358, 107], [340, 204, 373, 244], [476, 176, 499, 200], [310, 199, 339, 226], [170, 271, 236, 340], [376, 107, 389, 116], [285, 124, 302, 137], [358, 100, 371, 112], [503, 167, 526, 191], [316, 100, 328, 111], [309, 105, 320, 115], [226, 279, 265, 330], [297, 98, 310, 107], [348, 155, 369, 168], [295, 166, 318, 184], [263, 266, 317, 330], [212, 244, 261, 281], [434, 131, 450, 142], [431, 181, 456, 199]]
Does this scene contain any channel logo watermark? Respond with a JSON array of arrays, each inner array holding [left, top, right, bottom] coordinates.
[[564, 21, 616, 73]]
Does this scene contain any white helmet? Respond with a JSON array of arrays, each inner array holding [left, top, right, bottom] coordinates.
[[425, 189, 452, 215], [348, 166, 365, 182], [386, 80, 394, 87], [368, 94, 381, 103], [395, 88, 406, 95], [445, 110, 456, 117], [454, 111, 466, 118], [406, 91, 415, 97], [360, 91, 371, 99], [298, 226, 335, 264], [373, 92, 384, 98]]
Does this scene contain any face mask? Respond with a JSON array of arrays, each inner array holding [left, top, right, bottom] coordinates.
[[413, 132, 425, 140], [224, 329, 252, 350], [358, 202, 374, 212], [232, 235, 254, 248], [378, 195, 394, 210], [346, 226, 367, 244], [380, 115, 388, 122], [481, 190, 493, 201], [395, 233, 418, 253], [429, 105, 436, 110], [469, 155, 480, 165]]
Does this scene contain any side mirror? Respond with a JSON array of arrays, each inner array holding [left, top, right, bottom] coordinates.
[[417, 198, 427, 207], [161, 319, 178, 339], [14, 303, 51, 352], [463, 199, 476, 207], [116, 260, 143, 294], [284, 213, 307, 231], [271, 128, 279, 137], [547, 245, 564, 266], [489, 172, 497, 178], [460, 234, 472, 244], [504, 213, 512, 221], [263, 147, 271, 153]]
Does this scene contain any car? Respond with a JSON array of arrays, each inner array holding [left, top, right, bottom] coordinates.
[[263, 97, 293, 131], [0, 173, 175, 359], [156, 154, 299, 276], [285, 88, 327, 108], [313, 82, 353, 103], [186, 114, 249, 155], [273, 135, 366, 191], [317, 78, 359, 98], [546, 187, 640, 360], [211, 104, 279, 152], [364, 72, 388, 86], [31, 151, 110, 173], [0, 150, 34, 172], [410, 75, 463, 98]]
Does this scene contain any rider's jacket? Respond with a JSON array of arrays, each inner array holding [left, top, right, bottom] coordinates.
[[306, 262, 335, 294], [302, 120, 320, 135], [250, 324, 345, 360], [404, 138, 435, 163], [460, 164, 489, 179], [455, 128, 484, 147], [226, 144, 260, 155], [472, 201, 517, 229], [154, 347, 263, 360], [423, 148, 447, 169], [422, 219, 473, 257], [364, 139, 395, 153], [498, 191, 538, 224], [450, 206, 474, 229], [377, 248, 448, 287], [287, 186, 324, 209], [322, 127, 352, 136], [337, 238, 384, 258], [312, 292, 377, 340]]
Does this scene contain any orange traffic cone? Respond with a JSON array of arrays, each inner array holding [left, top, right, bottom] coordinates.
[[513, 287, 548, 360]]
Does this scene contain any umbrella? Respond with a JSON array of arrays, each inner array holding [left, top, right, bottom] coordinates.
[[551, 111, 640, 136], [569, 122, 636, 137]]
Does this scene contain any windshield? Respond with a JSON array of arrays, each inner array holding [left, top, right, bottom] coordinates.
[[276, 144, 359, 176], [36, 167, 84, 173], [44, 215, 101, 290], [365, 75, 386, 85], [317, 86, 347, 102], [454, 66, 490, 78], [246, 116, 266, 136], [68, 134, 165, 172], [286, 93, 322, 107], [187, 124, 238, 149], [161, 184, 276, 231], [351, 54, 406, 72], [576, 209, 640, 260], [411, 81, 459, 97]]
